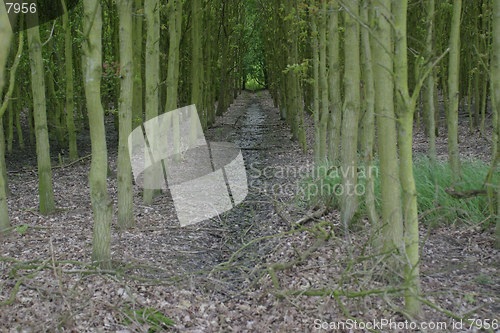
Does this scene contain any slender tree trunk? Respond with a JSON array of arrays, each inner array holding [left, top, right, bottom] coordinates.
[[143, 0, 160, 205], [132, 0, 143, 129], [491, 0, 500, 249], [62, 0, 78, 161], [46, 62, 65, 147], [83, 0, 112, 268], [327, 1, 341, 163], [7, 93, 13, 153], [191, 0, 204, 120], [0, 29, 23, 200], [448, 0, 462, 183], [15, 85, 23, 149], [318, 1, 328, 160], [166, 0, 182, 160], [117, 0, 134, 228], [143, 0, 160, 204], [423, 0, 436, 164], [393, 0, 422, 318], [360, 0, 378, 227], [0, 3, 8, 229], [27, 22, 55, 215], [372, 0, 403, 251], [340, 0, 360, 231], [311, 6, 320, 165], [165, 0, 182, 113], [217, 32, 229, 115]]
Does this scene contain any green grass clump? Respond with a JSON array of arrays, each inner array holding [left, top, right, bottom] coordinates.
[[123, 307, 175, 332], [414, 156, 498, 226], [300, 156, 498, 226]]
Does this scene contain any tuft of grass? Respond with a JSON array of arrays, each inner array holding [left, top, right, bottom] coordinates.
[[123, 307, 175, 332], [413, 156, 498, 226], [299, 156, 498, 226]]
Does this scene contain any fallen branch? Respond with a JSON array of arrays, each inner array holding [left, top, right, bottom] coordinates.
[[0, 258, 50, 306], [417, 296, 494, 333], [293, 207, 328, 227], [278, 286, 403, 298], [269, 232, 331, 290], [52, 154, 92, 170]]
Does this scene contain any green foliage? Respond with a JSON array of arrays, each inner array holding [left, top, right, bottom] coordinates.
[[123, 307, 175, 332], [242, 0, 267, 88], [300, 157, 499, 226], [15, 224, 28, 235], [245, 77, 264, 91]]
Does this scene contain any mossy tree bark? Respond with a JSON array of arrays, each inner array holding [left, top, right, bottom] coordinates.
[[83, 0, 112, 268], [393, 0, 422, 318], [0, 29, 23, 199], [27, 21, 55, 215], [165, 0, 182, 161], [318, 1, 328, 160], [491, 0, 500, 249], [132, 0, 143, 130], [62, 0, 78, 161], [143, 0, 160, 205], [0, 3, 11, 232], [423, 0, 436, 164], [340, 0, 360, 231], [117, 0, 135, 229], [360, 0, 378, 227], [191, 0, 204, 121], [327, 1, 341, 163], [311, 3, 320, 165], [165, 0, 182, 113], [372, 0, 403, 251], [447, 0, 462, 183]]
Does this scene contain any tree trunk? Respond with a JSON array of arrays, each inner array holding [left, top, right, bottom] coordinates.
[[423, 0, 436, 164], [132, 0, 143, 130], [117, 0, 135, 228], [491, 0, 500, 249], [62, 0, 78, 161], [340, 0, 360, 231], [165, 0, 182, 113], [15, 85, 24, 149], [27, 22, 55, 215], [372, 0, 403, 251], [448, 0, 462, 183], [327, 1, 341, 163], [311, 5, 320, 165], [165, 0, 182, 161], [318, 1, 328, 160], [191, 0, 204, 121], [83, 0, 112, 268], [393, 0, 422, 318], [0, 29, 23, 200], [143, 0, 160, 205], [0, 3, 9, 230], [360, 0, 378, 228]]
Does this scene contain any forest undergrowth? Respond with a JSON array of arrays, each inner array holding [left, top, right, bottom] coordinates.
[[0, 91, 498, 331]]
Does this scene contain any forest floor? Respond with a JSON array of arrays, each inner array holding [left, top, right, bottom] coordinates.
[[0, 91, 499, 332]]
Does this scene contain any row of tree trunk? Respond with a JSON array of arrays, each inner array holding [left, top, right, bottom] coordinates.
[[258, 0, 500, 318], [0, 0, 249, 268]]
